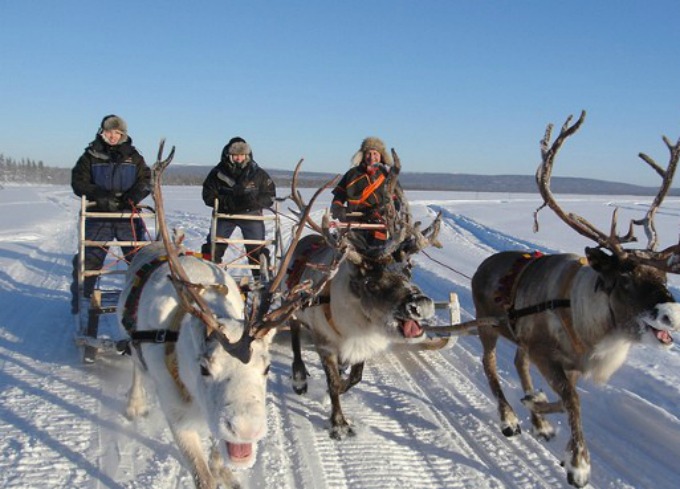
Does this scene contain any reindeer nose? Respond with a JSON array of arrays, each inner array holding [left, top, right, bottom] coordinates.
[[404, 293, 435, 319]]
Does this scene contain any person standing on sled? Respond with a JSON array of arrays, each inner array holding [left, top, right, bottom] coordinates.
[[70, 115, 151, 314], [330, 137, 404, 247], [200, 137, 276, 279]]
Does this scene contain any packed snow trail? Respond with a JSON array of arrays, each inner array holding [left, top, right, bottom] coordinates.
[[1, 186, 680, 488]]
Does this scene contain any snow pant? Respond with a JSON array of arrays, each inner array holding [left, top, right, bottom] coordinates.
[[201, 214, 269, 278], [70, 218, 148, 312]]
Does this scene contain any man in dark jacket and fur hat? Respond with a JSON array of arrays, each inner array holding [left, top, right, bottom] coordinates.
[[70, 114, 151, 314], [331, 136, 402, 243], [201, 137, 276, 277]]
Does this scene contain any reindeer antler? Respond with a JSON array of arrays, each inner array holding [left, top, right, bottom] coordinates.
[[533, 112, 680, 272], [152, 140, 227, 339]]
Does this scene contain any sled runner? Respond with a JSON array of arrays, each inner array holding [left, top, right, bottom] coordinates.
[[73, 196, 156, 363]]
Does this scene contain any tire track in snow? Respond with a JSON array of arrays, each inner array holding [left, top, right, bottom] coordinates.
[[391, 348, 568, 489]]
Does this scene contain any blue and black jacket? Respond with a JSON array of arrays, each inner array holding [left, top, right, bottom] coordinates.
[[71, 134, 151, 211]]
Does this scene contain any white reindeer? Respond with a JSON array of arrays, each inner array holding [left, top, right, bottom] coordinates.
[[118, 142, 325, 489], [120, 241, 274, 489]]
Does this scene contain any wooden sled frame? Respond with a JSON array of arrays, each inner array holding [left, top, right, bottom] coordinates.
[[74, 196, 157, 363], [208, 197, 284, 284]]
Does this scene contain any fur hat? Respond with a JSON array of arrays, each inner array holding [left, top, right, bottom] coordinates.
[[228, 141, 252, 155], [100, 114, 128, 134], [351, 137, 393, 166]]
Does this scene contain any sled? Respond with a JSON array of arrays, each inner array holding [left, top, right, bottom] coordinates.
[[208, 197, 284, 289], [73, 196, 156, 363]]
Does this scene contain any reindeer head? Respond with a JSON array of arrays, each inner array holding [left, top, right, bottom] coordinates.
[[341, 252, 435, 342]]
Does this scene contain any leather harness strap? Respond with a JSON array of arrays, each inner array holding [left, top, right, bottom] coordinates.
[[554, 259, 588, 355], [322, 301, 342, 338], [507, 256, 588, 355], [164, 306, 192, 403]]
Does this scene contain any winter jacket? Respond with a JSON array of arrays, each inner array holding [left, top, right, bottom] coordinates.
[[202, 156, 276, 215], [331, 163, 399, 221], [71, 135, 151, 212]]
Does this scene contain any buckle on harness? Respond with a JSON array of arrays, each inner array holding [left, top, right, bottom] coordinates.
[[155, 330, 167, 343]]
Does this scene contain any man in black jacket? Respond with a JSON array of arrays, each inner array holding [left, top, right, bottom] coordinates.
[[70, 114, 151, 314], [201, 137, 276, 277]]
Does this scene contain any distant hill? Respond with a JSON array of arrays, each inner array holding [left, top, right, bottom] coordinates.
[[163, 165, 678, 196]]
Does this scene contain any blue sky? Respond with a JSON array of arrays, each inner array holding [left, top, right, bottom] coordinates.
[[2, 1, 679, 186]]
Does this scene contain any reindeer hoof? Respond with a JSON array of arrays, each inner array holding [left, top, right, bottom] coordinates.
[[534, 425, 556, 442], [291, 374, 308, 395], [329, 424, 355, 440], [501, 424, 521, 437]]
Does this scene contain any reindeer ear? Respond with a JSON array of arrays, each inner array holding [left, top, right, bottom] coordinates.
[[585, 247, 617, 273]]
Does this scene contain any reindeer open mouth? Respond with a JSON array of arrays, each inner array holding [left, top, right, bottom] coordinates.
[[642, 321, 674, 346], [639, 303, 680, 346], [399, 319, 425, 339], [227, 441, 254, 465]]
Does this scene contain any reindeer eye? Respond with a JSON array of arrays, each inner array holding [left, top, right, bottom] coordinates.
[[199, 358, 212, 377], [364, 279, 380, 292], [264, 364, 271, 376]]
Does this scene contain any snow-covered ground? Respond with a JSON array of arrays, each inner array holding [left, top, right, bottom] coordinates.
[[1, 184, 680, 489]]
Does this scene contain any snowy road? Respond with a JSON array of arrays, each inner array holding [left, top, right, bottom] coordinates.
[[1, 186, 680, 489]]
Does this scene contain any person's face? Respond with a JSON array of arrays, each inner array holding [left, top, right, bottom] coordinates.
[[102, 129, 124, 145], [231, 153, 248, 164], [364, 149, 381, 165]]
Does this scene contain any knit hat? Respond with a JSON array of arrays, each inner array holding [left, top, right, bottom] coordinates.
[[100, 115, 128, 134], [350, 137, 393, 167], [228, 141, 251, 155]]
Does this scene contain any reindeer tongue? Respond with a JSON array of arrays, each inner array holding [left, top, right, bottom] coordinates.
[[227, 442, 253, 462], [402, 319, 424, 338], [655, 329, 673, 345]]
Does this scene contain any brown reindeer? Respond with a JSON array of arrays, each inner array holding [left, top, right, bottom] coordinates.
[[284, 153, 442, 439], [471, 112, 680, 488]]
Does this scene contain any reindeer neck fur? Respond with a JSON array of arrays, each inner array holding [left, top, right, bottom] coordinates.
[[571, 267, 640, 383], [546, 263, 634, 383], [296, 261, 393, 365]]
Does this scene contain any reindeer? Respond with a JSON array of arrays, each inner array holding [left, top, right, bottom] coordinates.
[[118, 142, 327, 489], [471, 111, 680, 488], [284, 152, 443, 439]]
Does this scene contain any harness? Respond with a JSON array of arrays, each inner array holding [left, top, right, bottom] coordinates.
[[286, 241, 343, 337], [496, 252, 587, 354], [119, 251, 217, 401]]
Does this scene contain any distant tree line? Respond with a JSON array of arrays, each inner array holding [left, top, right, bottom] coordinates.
[[1, 153, 672, 195], [0, 154, 205, 186], [0, 154, 71, 185]]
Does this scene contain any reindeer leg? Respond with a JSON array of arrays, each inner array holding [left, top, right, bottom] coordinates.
[[542, 367, 590, 488], [125, 361, 149, 419], [340, 362, 364, 394], [479, 326, 521, 437], [514, 347, 556, 441], [320, 351, 355, 440], [171, 428, 216, 489], [290, 319, 309, 395]]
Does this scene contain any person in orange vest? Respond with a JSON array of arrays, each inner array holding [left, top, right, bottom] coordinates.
[[330, 137, 402, 243]]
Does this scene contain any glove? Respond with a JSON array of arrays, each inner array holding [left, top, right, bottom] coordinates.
[[121, 188, 143, 207], [331, 205, 346, 221], [96, 196, 122, 212]]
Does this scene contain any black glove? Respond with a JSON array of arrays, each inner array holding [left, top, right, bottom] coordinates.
[[96, 196, 122, 212], [121, 188, 144, 207], [331, 205, 346, 221]]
